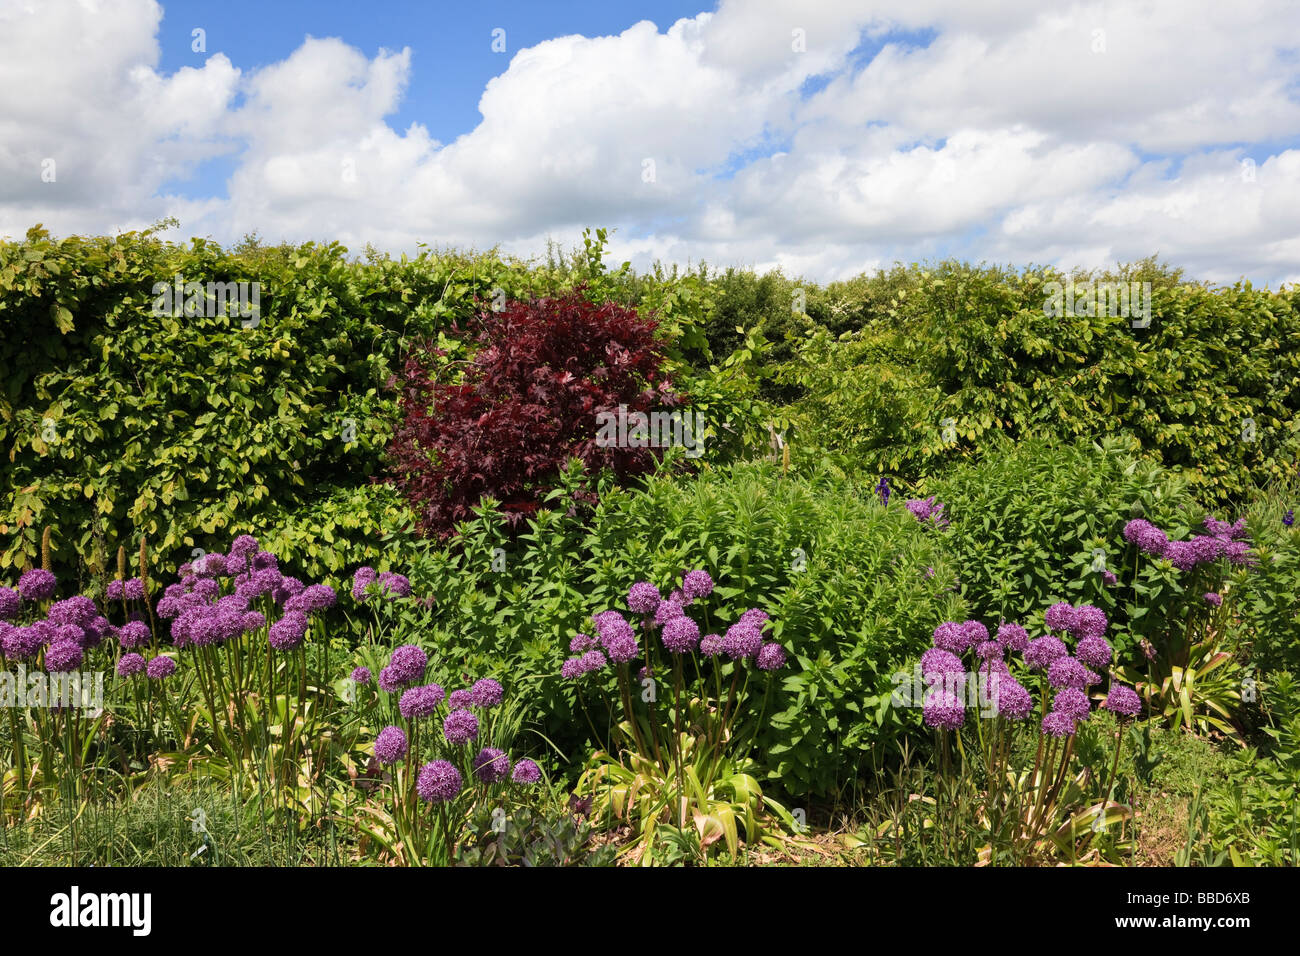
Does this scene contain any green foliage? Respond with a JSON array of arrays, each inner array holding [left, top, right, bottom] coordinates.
[[0, 226, 525, 579], [408, 458, 963, 797], [929, 435, 1201, 657], [784, 260, 1300, 503]]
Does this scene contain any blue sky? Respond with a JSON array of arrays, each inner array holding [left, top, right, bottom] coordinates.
[[3, 0, 1299, 285]]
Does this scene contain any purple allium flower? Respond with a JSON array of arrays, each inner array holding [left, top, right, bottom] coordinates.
[[1025, 636, 1068, 671], [992, 676, 1033, 720], [1102, 570, 1118, 586], [473, 747, 510, 784], [106, 579, 124, 601], [443, 708, 479, 746], [569, 633, 596, 653], [351, 566, 377, 601], [1123, 519, 1169, 557], [241, 611, 266, 633], [386, 644, 428, 686], [2, 623, 45, 660], [117, 652, 147, 677], [1203, 591, 1223, 607], [350, 666, 372, 685], [251, 551, 278, 571], [1053, 687, 1092, 722], [1224, 540, 1254, 566], [756, 642, 787, 671], [1102, 684, 1142, 718], [117, 620, 152, 650], [661, 616, 701, 654], [271, 576, 304, 606], [377, 571, 411, 599], [1041, 710, 1076, 738], [627, 581, 662, 615], [399, 683, 445, 720], [0, 587, 19, 620], [1069, 604, 1108, 641], [124, 578, 146, 601], [699, 633, 724, 656], [373, 726, 408, 765], [1043, 602, 1075, 634], [962, 620, 990, 646], [604, 631, 639, 664], [561, 658, 583, 679], [17, 569, 57, 602], [682, 570, 714, 601], [416, 760, 462, 803], [932, 621, 971, 654], [1048, 656, 1091, 690], [268, 610, 309, 651], [230, 534, 260, 558], [471, 677, 504, 708], [146, 655, 176, 680], [923, 689, 965, 730], [996, 622, 1029, 652], [284, 583, 337, 615], [738, 608, 770, 631], [1075, 635, 1113, 669], [723, 621, 763, 660], [511, 758, 541, 784], [448, 688, 474, 708], [920, 647, 964, 676], [975, 640, 1004, 661], [653, 597, 685, 626], [45, 640, 83, 673]]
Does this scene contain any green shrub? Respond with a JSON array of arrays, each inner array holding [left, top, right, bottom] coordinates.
[[783, 260, 1300, 503], [928, 435, 1202, 658], [406, 458, 963, 797]]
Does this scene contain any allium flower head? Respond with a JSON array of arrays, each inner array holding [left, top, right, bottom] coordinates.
[[373, 726, 408, 765], [1075, 635, 1113, 669], [738, 609, 770, 631], [569, 632, 596, 653], [1102, 684, 1142, 718], [1203, 592, 1222, 607], [699, 633, 724, 656], [992, 677, 1033, 720], [284, 583, 337, 615], [723, 621, 763, 660], [682, 570, 714, 601], [1053, 688, 1092, 722], [1043, 602, 1075, 634], [471, 677, 504, 708], [661, 615, 701, 653], [268, 610, 309, 651], [920, 647, 963, 676], [1041, 710, 1076, 737], [417, 760, 462, 802], [350, 666, 372, 685], [117, 652, 146, 677], [976, 640, 1004, 661], [923, 689, 965, 730], [1069, 604, 1108, 640], [1047, 656, 1091, 690], [473, 747, 510, 784], [0, 587, 18, 619], [146, 656, 177, 680], [399, 683, 445, 720], [627, 581, 662, 615], [443, 708, 479, 745], [1123, 519, 1169, 556], [756, 642, 786, 671], [511, 759, 542, 784], [117, 620, 151, 650], [653, 597, 685, 626], [386, 644, 428, 686], [45, 640, 83, 673], [17, 568, 57, 602], [996, 623, 1029, 652], [448, 688, 474, 708], [932, 621, 971, 654], [1025, 636, 1068, 671]]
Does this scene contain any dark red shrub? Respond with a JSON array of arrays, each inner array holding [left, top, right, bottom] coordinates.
[[388, 290, 682, 539]]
